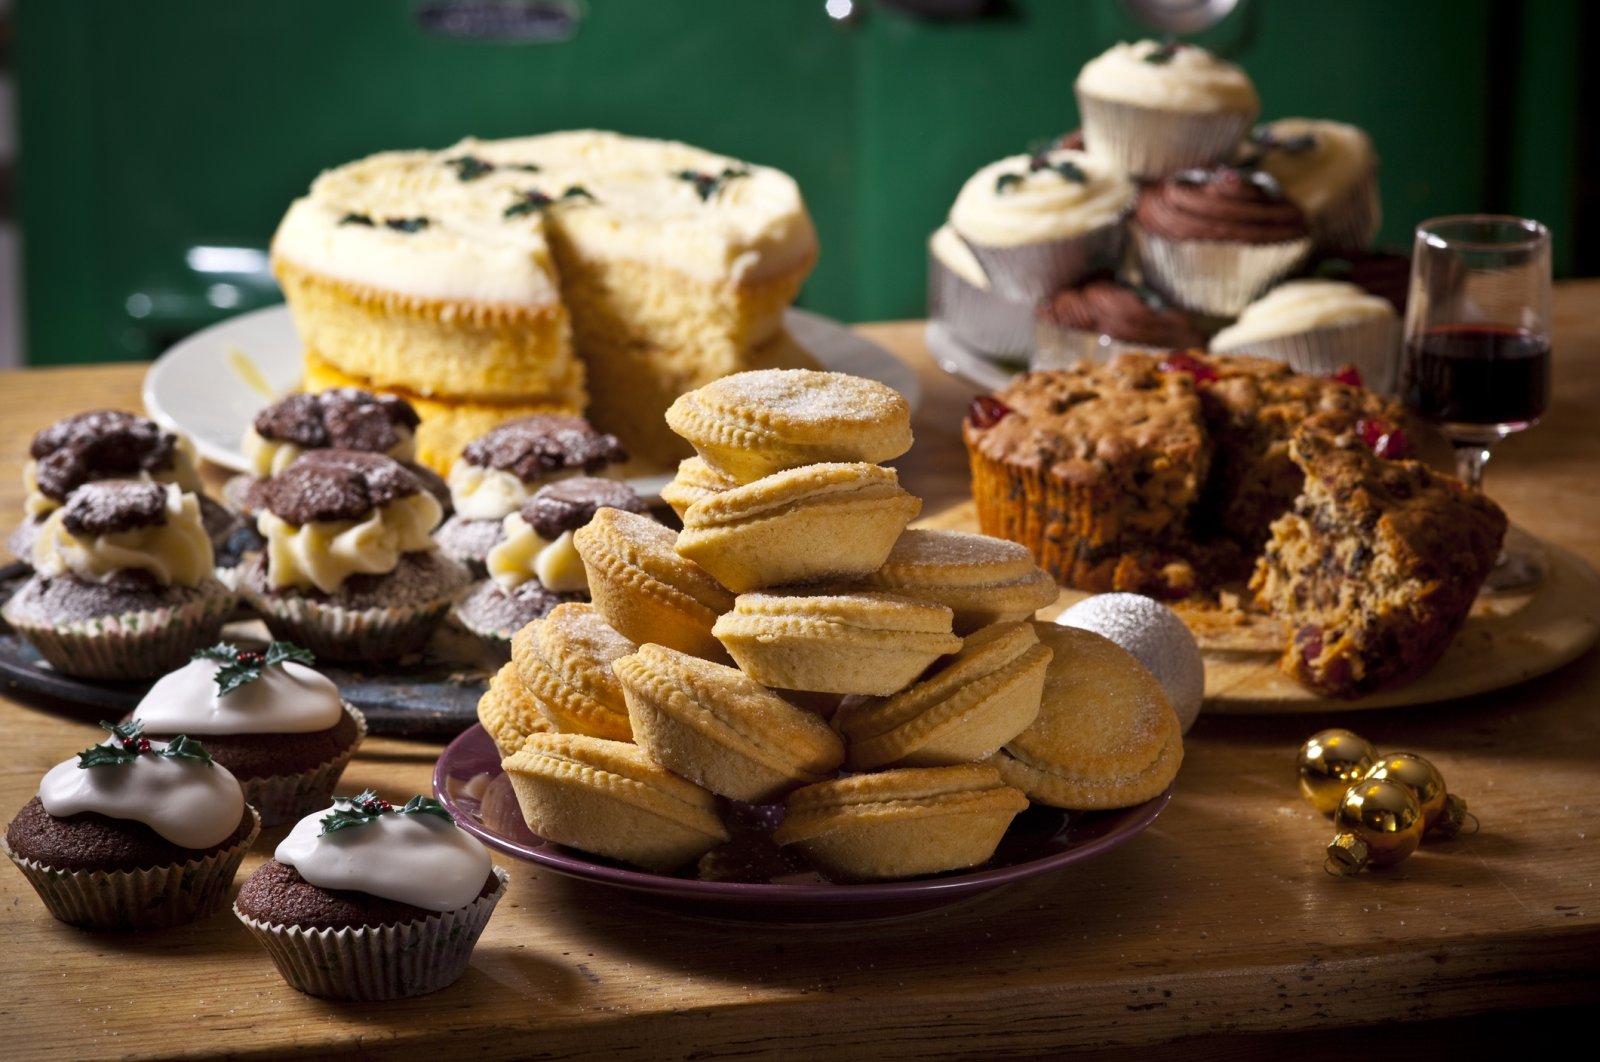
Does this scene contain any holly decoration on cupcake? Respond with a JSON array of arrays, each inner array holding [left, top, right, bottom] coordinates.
[[77, 720, 213, 768], [319, 789, 455, 836], [194, 641, 317, 696], [675, 165, 751, 202]]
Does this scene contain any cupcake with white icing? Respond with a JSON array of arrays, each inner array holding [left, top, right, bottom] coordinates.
[[2, 480, 237, 679], [130, 642, 366, 826], [925, 224, 1034, 359], [1074, 40, 1259, 179], [434, 415, 628, 573], [233, 790, 508, 1000], [1209, 279, 1400, 392], [3, 720, 260, 930], [948, 148, 1135, 305], [238, 450, 470, 662], [454, 476, 647, 657], [1241, 119, 1380, 254]]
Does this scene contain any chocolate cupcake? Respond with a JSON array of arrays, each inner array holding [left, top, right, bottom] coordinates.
[[8, 410, 238, 564], [234, 790, 508, 1000], [455, 477, 648, 656], [1209, 279, 1400, 392], [129, 642, 366, 826], [238, 450, 470, 662], [433, 415, 628, 572], [2, 481, 236, 679], [1074, 40, 1259, 180], [1241, 119, 1380, 255], [4, 721, 260, 930], [227, 388, 448, 515], [1131, 166, 1313, 316], [926, 224, 1034, 359], [948, 148, 1135, 303], [1033, 274, 1206, 368]]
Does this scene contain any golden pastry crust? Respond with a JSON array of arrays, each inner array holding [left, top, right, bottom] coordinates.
[[833, 621, 1051, 770], [573, 508, 734, 662], [772, 764, 1029, 881], [659, 456, 739, 519], [509, 603, 636, 741], [502, 732, 729, 872], [665, 369, 913, 483], [676, 463, 921, 593], [855, 529, 1061, 634], [712, 591, 962, 696], [614, 644, 844, 803], [988, 623, 1182, 810], [477, 660, 555, 759]]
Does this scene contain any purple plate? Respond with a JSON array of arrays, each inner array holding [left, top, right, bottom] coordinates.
[[434, 725, 1172, 924]]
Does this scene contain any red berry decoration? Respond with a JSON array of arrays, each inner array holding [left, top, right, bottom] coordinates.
[[1159, 351, 1218, 384], [1330, 364, 1364, 388], [1356, 418, 1408, 459], [967, 395, 1013, 429]]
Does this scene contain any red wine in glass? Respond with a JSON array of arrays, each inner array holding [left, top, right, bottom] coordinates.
[[1401, 323, 1552, 432]]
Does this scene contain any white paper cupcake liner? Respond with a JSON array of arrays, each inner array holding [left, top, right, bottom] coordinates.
[[961, 219, 1128, 304], [3, 808, 260, 931], [235, 866, 509, 1000], [240, 703, 369, 827], [1132, 226, 1313, 317], [241, 588, 455, 663], [2, 584, 236, 681], [1211, 315, 1401, 394], [927, 251, 1036, 358], [1076, 96, 1255, 180]]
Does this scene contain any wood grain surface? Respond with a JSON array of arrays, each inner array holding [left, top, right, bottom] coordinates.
[[2, 284, 1599, 1059]]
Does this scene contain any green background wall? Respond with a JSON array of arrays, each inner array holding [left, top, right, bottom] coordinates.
[[13, 0, 1587, 365]]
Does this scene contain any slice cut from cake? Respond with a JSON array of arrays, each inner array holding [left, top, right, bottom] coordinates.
[[1249, 427, 1506, 697]]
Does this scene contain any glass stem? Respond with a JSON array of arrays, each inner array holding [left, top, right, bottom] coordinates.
[[1453, 441, 1494, 493]]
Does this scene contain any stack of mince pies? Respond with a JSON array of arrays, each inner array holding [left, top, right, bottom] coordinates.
[[489, 368, 1185, 882]]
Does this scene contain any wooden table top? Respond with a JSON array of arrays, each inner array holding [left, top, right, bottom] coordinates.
[[3, 283, 1599, 1060]]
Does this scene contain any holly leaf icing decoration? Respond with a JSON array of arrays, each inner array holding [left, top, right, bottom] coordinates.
[[76, 720, 213, 768], [504, 184, 596, 218], [446, 154, 496, 182], [994, 172, 1026, 194], [319, 789, 455, 836], [194, 641, 317, 696], [336, 212, 428, 232], [1143, 39, 1184, 65], [339, 212, 375, 227], [675, 166, 751, 202]]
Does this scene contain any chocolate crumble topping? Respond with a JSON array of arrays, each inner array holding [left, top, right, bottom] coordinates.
[[460, 416, 627, 481], [521, 477, 645, 540], [30, 411, 180, 501], [59, 481, 170, 537], [253, 389, 420, 452], [249, 450, 422, 525]]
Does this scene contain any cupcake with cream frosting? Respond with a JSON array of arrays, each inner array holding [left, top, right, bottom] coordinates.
[[129, 642, 366, 826], [1074, 40, 1259, 179], [2, 481, 236, 679], [948, 148, 1135, 304], [1033, 274, 1206, 368], [238, 450, 470, 662], [1208, 279, 1400, 392], [454, 476, 647, 656], [8, 410, 238, 565], [1131, 166, 1312, 316], [1241, 118, 1380, 254], [433, 415, 628, 573], [925, 224, 1035, 359], [234, 790, 508, 1000], [4, 721, 260, 930]]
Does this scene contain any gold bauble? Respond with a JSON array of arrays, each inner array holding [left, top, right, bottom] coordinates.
[[1326, 778, 1425, 875], [1298, 729, 1378, 814], [1364, 752, 1467, 839]]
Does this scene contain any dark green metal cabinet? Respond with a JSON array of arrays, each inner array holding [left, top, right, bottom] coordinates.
[[13, 0, 1584, 365]]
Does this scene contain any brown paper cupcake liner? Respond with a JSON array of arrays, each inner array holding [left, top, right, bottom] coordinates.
[[3, 808, 261, 931], [1076, 96, 1255, 180], [240, 703, 369, 827], [1308, 173, 1383, 255], [1131, 227, 1312, 317], [960, 218, 1128, 305], [1210, 315, 1400, 394], [926, 251, 1036, 358], [234, 866, 509, 1000], [2, 586, 236, 681], [241, 587, 456, 663]]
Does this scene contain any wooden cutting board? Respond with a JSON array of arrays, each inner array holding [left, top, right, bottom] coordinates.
[[921, 503, 1600, 714]]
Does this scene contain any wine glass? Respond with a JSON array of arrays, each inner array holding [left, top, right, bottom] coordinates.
[[1399, 214, 1552, 591]]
